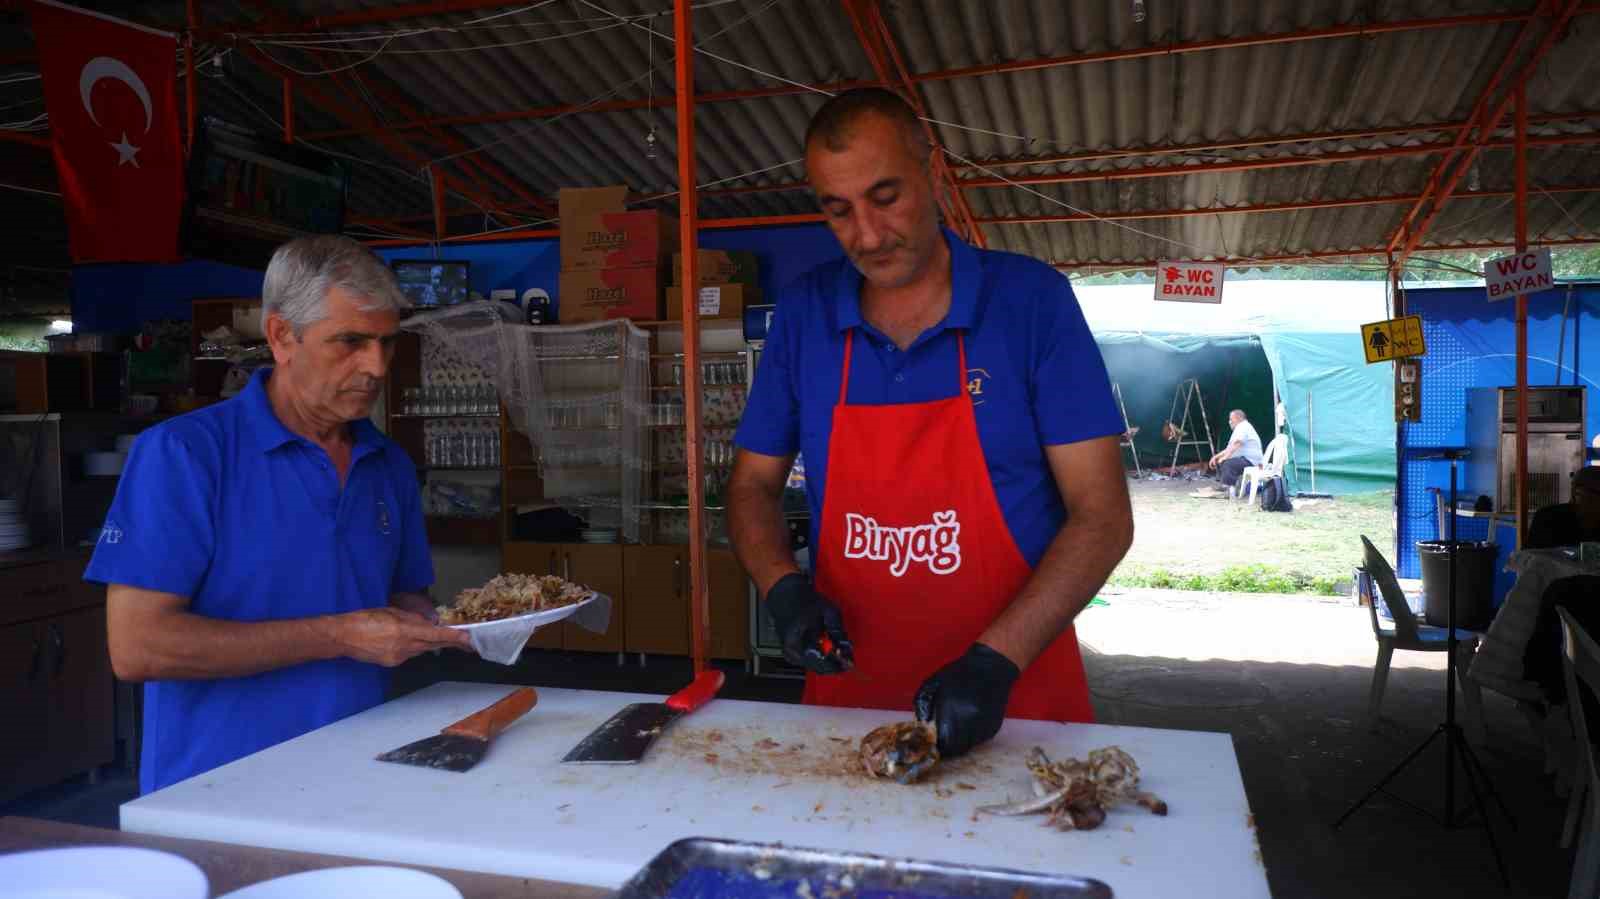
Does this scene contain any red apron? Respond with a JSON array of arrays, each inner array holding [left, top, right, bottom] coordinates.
[[803, 329, 1094, 723]]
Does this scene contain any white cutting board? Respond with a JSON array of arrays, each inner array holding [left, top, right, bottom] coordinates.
[[121, 683, 1269, 897]]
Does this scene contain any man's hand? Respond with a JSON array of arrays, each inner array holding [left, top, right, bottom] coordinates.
[[390, 591, 441, 623], [914, 643, 1020, 758], [765, 573, 853, 674], [335, 607, 472, 667]]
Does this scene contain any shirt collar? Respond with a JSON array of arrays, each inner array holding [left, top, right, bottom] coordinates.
[[832, 227, 981, 334], [242, 367, 386, 459]]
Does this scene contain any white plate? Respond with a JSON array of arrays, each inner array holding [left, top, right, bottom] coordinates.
[[216, 865, 462, 899], [0, 846, 208, 899], [447, 591, 598, 632]]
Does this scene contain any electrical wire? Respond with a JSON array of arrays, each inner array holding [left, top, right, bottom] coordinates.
[[425, 0, 788, 167], [0, 182, 61, 198]]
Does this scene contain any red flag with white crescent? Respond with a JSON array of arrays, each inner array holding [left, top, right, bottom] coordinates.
[[31, 0, 185, 263]]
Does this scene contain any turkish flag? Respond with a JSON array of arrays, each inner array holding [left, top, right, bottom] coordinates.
[[32, 0, 185, 263]]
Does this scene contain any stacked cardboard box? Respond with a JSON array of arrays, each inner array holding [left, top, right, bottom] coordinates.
[[557, 186, 676, 323], [664, 249, 762, 322]]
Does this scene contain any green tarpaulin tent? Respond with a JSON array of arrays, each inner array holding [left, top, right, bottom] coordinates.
[[1078, 281, 1395, 496]]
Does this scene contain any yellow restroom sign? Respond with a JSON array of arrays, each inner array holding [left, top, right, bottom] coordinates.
[[1360, 315, 1426, 364]]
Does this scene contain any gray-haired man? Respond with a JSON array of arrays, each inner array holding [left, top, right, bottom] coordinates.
[[87, 235, 470, 794], [1207, 409, 1263, 489]]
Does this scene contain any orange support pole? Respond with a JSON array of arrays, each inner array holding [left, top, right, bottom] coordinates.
[[676, 0, 710, 675], [431, 167, 447, 241], [1515, 83, 1530, 546], [184, 0, 197, 154], [282, 79, 294, 144]]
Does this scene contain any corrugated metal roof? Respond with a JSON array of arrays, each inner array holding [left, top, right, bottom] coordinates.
[[6, 0, 1600, 267]]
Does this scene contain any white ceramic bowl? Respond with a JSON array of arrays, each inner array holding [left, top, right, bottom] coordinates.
[[216, 866, 462, 899], [0, 846, 209, 899]]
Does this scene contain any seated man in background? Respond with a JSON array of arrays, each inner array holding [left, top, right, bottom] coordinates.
[[1207, 409, 1263, 490]]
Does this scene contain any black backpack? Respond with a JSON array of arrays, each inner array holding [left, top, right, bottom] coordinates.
[[1258, 476, 1293, 513]]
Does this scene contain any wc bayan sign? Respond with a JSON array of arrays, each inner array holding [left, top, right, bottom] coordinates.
[[1483, 249, 1554, 301], [1153, 261, 1224, 304]]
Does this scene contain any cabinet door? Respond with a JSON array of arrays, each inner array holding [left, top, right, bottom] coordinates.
[[624, 546, 689, 656], [707, 549, 750, 661], [0, 621, 50, 802], [42, 607, 115, 779], [500, 542, 565, 650], [561, 545, 625, 652]]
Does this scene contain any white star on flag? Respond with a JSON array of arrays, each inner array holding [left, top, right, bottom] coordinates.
[[110, 131, 141, 167]]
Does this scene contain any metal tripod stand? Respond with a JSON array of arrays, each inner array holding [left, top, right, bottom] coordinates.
[[1334, 451, 1514, 887], [1113, 383, 1142, 477], [1166, 378, 1216, 471]]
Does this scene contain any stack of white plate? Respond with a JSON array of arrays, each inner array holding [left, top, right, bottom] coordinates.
[[0, 499, 31, 552], [579, 528, 618, 544]]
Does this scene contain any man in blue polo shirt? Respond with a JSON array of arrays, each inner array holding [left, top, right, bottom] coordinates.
[[89, 236, 471, 793], [729, 89, 1133, 759]]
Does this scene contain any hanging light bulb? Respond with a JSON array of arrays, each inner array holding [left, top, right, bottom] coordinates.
[[1132, 0, 1147, 23], [1468, 157, 1481, 192], [645, 128, 658, 160]]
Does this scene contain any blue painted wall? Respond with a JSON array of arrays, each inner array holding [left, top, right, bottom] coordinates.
[[1395, 282, 1600, 599], [71, 260, 265, 333], [373, 223, 845, 319], [66, 225, 847, 331]]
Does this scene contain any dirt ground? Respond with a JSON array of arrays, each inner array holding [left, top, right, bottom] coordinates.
[[1111, 475, 1393, 593]]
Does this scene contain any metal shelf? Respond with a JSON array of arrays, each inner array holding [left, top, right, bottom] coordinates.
[[418, 464, 501, 471], [392, 412, 501, 419]]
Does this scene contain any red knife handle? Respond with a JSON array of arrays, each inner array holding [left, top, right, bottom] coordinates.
[[666, 670, 725, 714], [442, 687, 538, 741]]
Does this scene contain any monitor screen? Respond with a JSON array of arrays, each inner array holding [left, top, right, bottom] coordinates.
[[392, 260, 471, 308]]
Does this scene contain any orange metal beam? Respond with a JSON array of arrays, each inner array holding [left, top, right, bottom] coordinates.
[[198, 0, 532, 38], [357, 184, 1600, 245], [1390, 0, 1585, 265], [239, 45, 525, 224], [296, 8, 1600, 142], [1515, 83, 1531, 546], [690, 122, 1600, 200], [676, 0, 710, 677], [839, 0, 984, 246], [1048, 236, 1599, 270], [974, 185, 1600, 226]]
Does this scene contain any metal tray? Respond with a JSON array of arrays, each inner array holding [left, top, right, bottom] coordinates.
[[614, 837, 1113, 898]]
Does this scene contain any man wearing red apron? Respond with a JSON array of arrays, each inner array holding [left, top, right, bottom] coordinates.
[[729, 89, 1133, 759]]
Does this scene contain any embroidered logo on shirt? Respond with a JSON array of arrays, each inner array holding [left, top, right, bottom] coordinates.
[[842, 510, 962, 577], [966, 367, 991, 406], [98, 520, 123, 544], [376, 500, 392, 535]]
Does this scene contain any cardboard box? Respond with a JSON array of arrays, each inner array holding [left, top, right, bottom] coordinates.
[[671, 250, 760, 288], [559, 186, 677, 272], [559, 268, 663, 323], [664, 283, 760, 321]]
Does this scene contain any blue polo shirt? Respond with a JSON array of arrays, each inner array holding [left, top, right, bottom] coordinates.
[[735, 229, 1122, 566], [85, 368, 432, 793]]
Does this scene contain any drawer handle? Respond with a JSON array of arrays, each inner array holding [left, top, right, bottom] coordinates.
[[674, 557, 682, 599], [48, 622, 65, 676]]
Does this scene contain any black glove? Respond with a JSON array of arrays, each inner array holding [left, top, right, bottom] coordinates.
[[914, 642, 1020, 758], [765, 573, 853, 674]]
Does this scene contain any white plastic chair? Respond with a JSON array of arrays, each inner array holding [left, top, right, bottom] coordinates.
[[1238, 434, 1289, 504]]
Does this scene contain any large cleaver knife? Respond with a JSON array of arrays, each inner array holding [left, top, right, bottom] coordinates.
[[377, 687, 537, 772], [562, 670, 725, 764]]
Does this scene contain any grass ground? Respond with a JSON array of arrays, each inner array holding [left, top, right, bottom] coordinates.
[[1108, 477, 1393, 595]]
